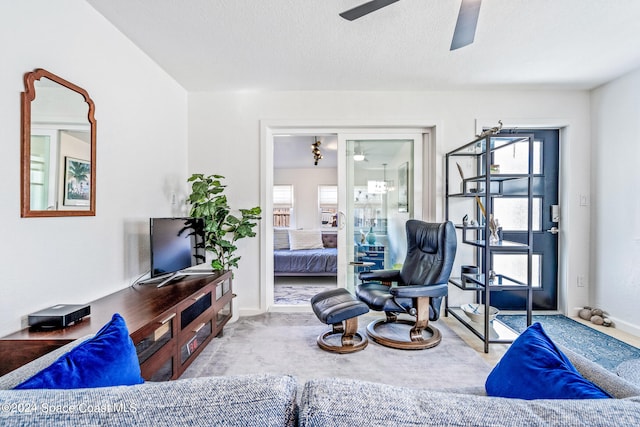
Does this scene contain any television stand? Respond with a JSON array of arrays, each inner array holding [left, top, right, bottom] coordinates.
[[0, 271, 234, 380]]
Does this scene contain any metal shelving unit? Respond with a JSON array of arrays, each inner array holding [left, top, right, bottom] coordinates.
[[445, 133, 535, 352]]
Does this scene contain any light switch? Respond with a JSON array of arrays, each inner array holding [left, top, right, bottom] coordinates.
[[579, 194, 589, 206]]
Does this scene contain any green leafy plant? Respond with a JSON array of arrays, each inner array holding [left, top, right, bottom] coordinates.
[[187, 174, 261, 272]]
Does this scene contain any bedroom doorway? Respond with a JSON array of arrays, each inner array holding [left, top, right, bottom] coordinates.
[[272, 135, 339, 305], [262, 124, 435, 311]]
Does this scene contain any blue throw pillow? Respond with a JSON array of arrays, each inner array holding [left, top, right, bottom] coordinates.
[[14, 313, 144, 389], [485, 322, 611, 399]]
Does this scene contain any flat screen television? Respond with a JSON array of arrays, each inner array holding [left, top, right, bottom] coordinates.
[[148, 217, 208, 287]]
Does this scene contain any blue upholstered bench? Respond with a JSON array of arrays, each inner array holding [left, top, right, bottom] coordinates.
[[310, 288, 369, 353]]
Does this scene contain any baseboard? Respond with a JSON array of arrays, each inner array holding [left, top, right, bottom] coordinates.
[[268, 305, 313, 313], [608, 316, 640, 337], [238, 305, 314, 316], [237, 308, 264, 317]]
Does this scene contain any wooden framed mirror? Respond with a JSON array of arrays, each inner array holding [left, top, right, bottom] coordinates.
[[21, 69, 96, 217]]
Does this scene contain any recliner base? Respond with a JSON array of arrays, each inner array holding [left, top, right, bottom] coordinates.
[[366, 317, 442, 350], [317, 317, 368, 354]]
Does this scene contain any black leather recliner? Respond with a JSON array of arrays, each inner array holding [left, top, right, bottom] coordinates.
[[356, 220, 457, 350]]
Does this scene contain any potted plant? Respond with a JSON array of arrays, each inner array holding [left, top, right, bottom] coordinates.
[[187, 174, 261, 272]]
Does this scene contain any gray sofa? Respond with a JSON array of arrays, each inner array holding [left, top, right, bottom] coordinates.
[[0, 338, 297, 426], [300, 376, 640, 426], [2, 338, 640, 426], [299, 348, 640, 426]]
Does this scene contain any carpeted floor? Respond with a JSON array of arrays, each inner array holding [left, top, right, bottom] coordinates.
[[498, 314, 640, 371], [181, 312, 493, 391]]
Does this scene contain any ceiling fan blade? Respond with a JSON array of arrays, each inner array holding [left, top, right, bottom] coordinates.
[[450, 0, 482, 50], [339, 0, 401, 21]]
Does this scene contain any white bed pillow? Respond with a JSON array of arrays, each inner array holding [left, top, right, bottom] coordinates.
[[288, 229, 324, 250]]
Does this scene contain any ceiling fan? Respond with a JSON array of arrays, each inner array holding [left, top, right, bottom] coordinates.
[[339, 0, 482, 50]]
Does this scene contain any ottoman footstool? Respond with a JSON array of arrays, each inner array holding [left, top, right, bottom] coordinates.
[[310, 288, 369, 353]]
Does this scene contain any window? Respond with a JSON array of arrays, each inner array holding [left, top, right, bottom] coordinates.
[[492, 139, 542, 175], [493, 254, 542, 288], [318, 185, 337, 228], [493, 197, 542, 231], [273, 185, 293, 227]]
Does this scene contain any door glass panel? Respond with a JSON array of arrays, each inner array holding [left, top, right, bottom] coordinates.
[[492, 139, 541, 174], [493, 254, 541, 288], [346, 139, 414, 290], [493, 197, 541, 231]]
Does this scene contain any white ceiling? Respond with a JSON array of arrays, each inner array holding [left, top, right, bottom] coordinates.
[[274, 135, 338, 169], [87, 0, 640, 92], [273, 135, 409, 171]]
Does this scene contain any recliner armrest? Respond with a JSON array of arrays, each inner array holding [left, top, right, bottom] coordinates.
[[390, 283, 448, 298], [358, 269, 401, 282]]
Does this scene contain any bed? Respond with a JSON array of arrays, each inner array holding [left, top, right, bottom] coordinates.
[[273, 229, 337, 276]]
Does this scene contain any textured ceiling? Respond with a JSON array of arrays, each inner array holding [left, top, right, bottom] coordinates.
[[87, 0, 640, 91]]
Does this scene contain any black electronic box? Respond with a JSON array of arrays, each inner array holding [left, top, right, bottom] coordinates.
[[28, 304, 91, 329]]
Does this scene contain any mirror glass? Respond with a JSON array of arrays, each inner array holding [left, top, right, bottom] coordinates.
[[21, 69, 96, 217]]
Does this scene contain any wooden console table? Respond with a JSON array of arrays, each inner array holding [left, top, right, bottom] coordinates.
[[0, 271, 233, 380]]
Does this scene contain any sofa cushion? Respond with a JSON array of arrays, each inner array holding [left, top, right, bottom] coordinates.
[[2, 374, 298, 426], [289, 229, 324, 250], [300, 377, 640, 427], [485, 322, 611, 399], [14, 313, 144, 390], [563, 346, 640, 399]]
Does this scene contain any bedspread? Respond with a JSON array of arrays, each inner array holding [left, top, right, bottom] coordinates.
[[274, 248, 337, 276]]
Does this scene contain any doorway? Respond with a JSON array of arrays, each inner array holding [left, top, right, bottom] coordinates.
[[272, 135, 339, 305], [263, 125, 434, 310]]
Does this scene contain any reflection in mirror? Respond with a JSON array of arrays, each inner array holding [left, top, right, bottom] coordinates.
[[21, 69, 96, 217]]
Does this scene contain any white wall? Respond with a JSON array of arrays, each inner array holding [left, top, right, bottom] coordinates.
[[274, 168, 337, 229], [591, 67, 640, 335], [188, 90, 593, 319], [0, 0, 188, 336]]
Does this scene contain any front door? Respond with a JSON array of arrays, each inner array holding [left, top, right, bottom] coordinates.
[[489, 129, 560, 310]]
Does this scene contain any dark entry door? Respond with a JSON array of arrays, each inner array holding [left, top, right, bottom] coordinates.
[[489, 129, 559, 310]]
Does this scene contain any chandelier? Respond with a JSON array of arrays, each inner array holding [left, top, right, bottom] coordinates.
[[311, 138, 323, 166]]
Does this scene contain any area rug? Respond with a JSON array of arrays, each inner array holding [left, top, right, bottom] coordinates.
[[274, 284, 336, 305], [181, 312, 493, 391], [274, 276, 337, 305], [497, 314, 640, 371]]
